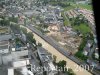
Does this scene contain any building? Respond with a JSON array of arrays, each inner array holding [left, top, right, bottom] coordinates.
[[0, 44, 33, 75], [44, 13, 56, 24], [0, 27, 12, 65], [83, 40, 93, 56], [66, 9, 79, 19], [54, 7, 61, 17], [0, 27, 34, 75], [37, 47, 57, 75], [94, 47, 99, 59], [21, 33, 27, 42]]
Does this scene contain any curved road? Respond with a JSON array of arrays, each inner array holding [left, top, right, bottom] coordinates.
[[21, 25, 92, 75]]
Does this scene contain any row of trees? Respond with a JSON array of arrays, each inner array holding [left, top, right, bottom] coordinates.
[[0, 15, 18, 26], [75, 32, 94, 61], [20, 27, 36, 45], [53, 55, 76, 75], [0, 16, 10, 26], [70, 15, 88, 26], [21, 27, 42, 47], [27, 32, 36, 45]]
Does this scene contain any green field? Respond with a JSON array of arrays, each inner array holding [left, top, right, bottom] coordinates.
[[64, 5, 75, 11], [73, 23, 91, 34], [76, 4, 92, 10], [63, 1, 92, 10], [70, 2, 92, 10]]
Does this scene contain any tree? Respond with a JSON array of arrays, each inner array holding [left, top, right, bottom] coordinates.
[[42, 0, 48, 5], [15, 38, 21, 44], [38, 43, 42, 47], [21, 27, 27, 34], [43, 24, 48, 29], [0, 18, 10, 26], [53, 55, 57, 64], [57, 60, 67, 72], [11, 24, 20, 31], [9, 16, 18, 23], [27, 32, 36, 44], [66, 68, 76, 75], [27, 32, 33, 39]]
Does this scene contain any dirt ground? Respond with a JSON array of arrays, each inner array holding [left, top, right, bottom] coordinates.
[[47, 25, 82, 54]]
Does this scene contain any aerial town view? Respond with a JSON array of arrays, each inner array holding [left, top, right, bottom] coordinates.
[[0, 0, 100, 75]]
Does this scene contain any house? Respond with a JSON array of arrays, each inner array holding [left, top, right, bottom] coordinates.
[[44, 13, 56, 24], [21, 33, 26, 42], [83, 40, 93, 56], [83, 46, 90, 56], [87, 40, 93, 48], [23, 10, 34, 17], [0, 41, 10, 54], [36, 20, 40, 25], [94, 47, 99, 59], [0, 34, 12, 41], [54, 8, 61, 17], [57, 16, 63, 21]]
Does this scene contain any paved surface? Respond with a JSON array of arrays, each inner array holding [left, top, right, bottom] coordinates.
[[0, 65, 8, 75]]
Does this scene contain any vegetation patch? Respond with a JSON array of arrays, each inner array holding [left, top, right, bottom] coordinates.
[[73, 23, 91, 35]]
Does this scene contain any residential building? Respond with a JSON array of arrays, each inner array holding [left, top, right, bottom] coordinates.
[[83, 40, 93, 56], [0, 27, 34, 75]]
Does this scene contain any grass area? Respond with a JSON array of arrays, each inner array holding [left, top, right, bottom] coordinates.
[[49, 1, 58, 5], [70, 2, 92, 10], [64, 5, 75, 11], [50, 1, 92, 10], [73, 23, 91, 35], [75, 51, 88, 61], [63, 1, 92, 11], [76, 4, 92, 10], [32, 17, 35, 21]]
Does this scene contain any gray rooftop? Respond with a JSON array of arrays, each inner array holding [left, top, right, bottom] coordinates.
[[0, 41, 9, 46], [87, 40, 93, 45], [0, 66, 7, 75], [84, 46, 90, 52], [0, 34, 12, 41], [37, 47, 52, 63], [0, 41, 9, 50], [0, 45, 8, 50]]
